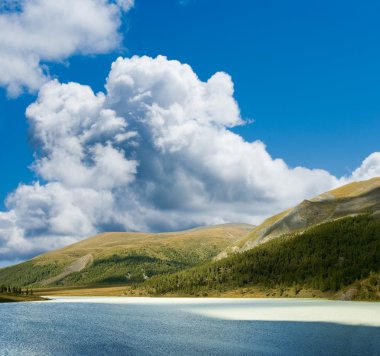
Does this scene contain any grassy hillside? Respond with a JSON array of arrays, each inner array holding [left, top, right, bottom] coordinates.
[[234, 177, 380, 252], [143, 214, 380, 299], [0, 224, 252, 287], [2, 178, 379, 300]]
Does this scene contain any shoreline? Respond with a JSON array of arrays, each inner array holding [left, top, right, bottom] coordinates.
[[39, 296, 380, 327], [32, 284, 380, 302], [0, 294, 47, 303], [41, 295, 379, 304]]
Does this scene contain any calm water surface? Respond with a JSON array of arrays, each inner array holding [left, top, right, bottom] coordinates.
[[0, 298, 379, 355]]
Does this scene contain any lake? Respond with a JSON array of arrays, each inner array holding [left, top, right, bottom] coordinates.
[[1, 298, 379, 355]]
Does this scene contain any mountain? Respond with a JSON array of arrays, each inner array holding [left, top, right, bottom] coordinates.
[[231, 177, 380, 253], [0, 224, 252, 287], [140, 177, 380, 300], [144, 213, 380, 300], [1, 178, 379, 301]]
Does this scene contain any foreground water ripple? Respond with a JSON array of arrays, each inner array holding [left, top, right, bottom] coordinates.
[[1, 298, 379, 356]]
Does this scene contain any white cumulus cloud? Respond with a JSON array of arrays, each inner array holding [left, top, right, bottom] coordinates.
[[343, 152, 380, 182], [0, 55, 379, 263], [0, 0, 133, 96]]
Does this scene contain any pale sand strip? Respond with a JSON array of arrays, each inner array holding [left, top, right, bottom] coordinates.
[[43, 297, 380, 327]]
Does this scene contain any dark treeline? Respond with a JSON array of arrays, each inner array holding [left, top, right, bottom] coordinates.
[[144, 214, 380, 295], [0, 284, 33, 295]]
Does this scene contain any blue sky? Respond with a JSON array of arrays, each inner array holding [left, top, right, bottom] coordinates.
[[0, 0, 380, 263], [125, 0, 380, 174], [1, 0, 380, 208]]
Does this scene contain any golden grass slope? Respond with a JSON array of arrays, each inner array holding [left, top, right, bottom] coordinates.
[[315, 177, 380, 200], [237, 177, 380, 251], [35, 223, 253, 265], [0, 223, 253, 287]]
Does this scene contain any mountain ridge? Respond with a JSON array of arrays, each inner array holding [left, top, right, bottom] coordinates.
[[0, 178, 379, 302], [0, 223, 253, 287], [233, 177, 380, 252]]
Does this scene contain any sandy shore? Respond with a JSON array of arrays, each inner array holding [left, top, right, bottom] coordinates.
[[43, 297, 380, 327]]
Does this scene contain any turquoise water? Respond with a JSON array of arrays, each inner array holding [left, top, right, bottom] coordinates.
[[1, 299, 379, 355]]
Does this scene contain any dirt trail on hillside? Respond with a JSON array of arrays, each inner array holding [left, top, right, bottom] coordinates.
[[40, 254, 93, 286]]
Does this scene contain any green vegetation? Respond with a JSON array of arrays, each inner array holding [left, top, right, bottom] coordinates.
[[0, 284, 44, 303], [1, 177, 380, 302], [0, 260, 65, 287], [61, 245, 225, 285], [0, 224, 252, 287], [143, 214, 380, 298], [341, 272, 380, 301]]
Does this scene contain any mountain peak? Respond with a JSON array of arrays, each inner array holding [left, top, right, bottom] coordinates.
[[313, 177, 380, 201], [236, 177, 380, 251]]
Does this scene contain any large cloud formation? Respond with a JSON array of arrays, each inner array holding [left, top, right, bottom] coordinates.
[[0, 0, 134, 96], [0, 55, 379, 262]]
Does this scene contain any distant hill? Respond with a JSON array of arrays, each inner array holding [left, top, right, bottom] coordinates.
[[231, 177, 380, 253], [0, 224, 252, 287]]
